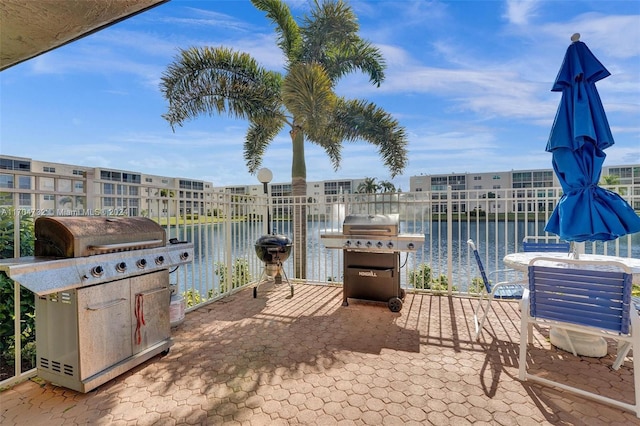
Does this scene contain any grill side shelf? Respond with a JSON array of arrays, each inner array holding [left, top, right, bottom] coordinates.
[[0, 243, 193, 296], [0, 257, 84, 296]]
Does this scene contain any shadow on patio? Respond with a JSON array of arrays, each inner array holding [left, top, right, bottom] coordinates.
[[1, 283, 638, 425]]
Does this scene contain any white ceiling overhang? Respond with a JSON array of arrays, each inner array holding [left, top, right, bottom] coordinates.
[[1, 0, 168, 71]]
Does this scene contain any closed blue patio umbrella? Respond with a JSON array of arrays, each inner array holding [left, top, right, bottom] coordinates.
[[544, 34, 640, 242]]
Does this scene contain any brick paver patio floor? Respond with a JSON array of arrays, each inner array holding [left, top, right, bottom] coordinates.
[[1, 282, 638, 425]]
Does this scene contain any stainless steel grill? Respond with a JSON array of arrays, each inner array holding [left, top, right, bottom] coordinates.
[[320, 214, 424, 312], [0, 216, 193, 393]]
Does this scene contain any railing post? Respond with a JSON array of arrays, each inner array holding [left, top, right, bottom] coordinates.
[[224, 192, 233, 294], [447, 186, 453, 295], [12, 198, 23, 379]]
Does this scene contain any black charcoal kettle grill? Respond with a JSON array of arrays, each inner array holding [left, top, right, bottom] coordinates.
[[253, 234, 293, 298]]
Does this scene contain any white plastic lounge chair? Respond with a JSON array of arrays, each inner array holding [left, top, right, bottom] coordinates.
[[519, 257, 640, 417], [467, 239, 526, 341]]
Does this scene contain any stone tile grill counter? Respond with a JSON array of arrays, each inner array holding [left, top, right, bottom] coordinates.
[[0, 216, 193, 392]]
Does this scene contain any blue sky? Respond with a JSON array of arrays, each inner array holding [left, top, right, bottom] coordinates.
[[1, 0, 638, 191]]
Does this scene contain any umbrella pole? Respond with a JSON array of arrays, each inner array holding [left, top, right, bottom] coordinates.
[[570, 242, 585, 259]]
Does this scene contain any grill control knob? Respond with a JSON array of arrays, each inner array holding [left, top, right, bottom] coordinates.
[[387, 242, 394, 249], [365, 241, 372, 248], [344, 240, 351, 248], [355, 241, 362, 248], [91, 265, 104, 277], [155, 256, 165, 265], [180, 252, 190, 261], [136, 259, 147, 269], [407, 243, 415, 250], [116, 262, 127, 273], [376, 241, 383, 249]]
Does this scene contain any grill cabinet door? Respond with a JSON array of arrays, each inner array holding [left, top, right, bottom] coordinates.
[[77, 279, 132, 380], [343, 251, 400, 303], [130, 270, 170, 354]]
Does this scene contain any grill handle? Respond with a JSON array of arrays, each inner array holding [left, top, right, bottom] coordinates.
[[86, 298, 127, 311], [87, 239, 164, 253], [346, 227, 393, 235], [136, 286, 168, 297]]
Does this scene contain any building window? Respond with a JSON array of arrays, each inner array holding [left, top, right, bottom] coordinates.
[[58, 179, 71, 192], [72, 169, 84, 176], [0, 159, 31, 171], [448, 175, 465, 185], [18, 176, 31, 189], [19, 193, 31, 206], [122, 173, 141, 184], [39, 177, 54, 191], [324, 181, 351, 194], [43, 194, 55, 201], [0, 174, 13, 188], [43, 166, 56, 173]]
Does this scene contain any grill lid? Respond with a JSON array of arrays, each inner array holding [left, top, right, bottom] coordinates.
[[342, 214, 399, 236], [35, 216, 166, 257], [255, 234, 292, 264]]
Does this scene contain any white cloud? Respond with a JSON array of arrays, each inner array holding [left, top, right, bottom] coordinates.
[[503, 0, 540, 26]]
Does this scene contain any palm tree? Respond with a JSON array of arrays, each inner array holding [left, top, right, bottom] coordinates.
[[601, 174, 627, 195], [357, 177, 380, 194], [378, 180, 396, 193], [160, 0, 408, 278]]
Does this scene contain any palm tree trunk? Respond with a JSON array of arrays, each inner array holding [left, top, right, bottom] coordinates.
[[291, 126, 307, 279], [292, 177, 307, 279]]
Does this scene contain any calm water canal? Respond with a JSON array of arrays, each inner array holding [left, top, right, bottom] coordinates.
[[175, 220, 640, 292]]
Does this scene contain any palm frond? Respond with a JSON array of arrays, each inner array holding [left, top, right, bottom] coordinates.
[[244, 116, 285, 174], [329, 99, 408, 177], [251, 0, 302, 62], [303, 0, 359, 59], [324, 39, 385, 86], [301, 0, 385, 85], [160, 47, 283, 129], [282, 62, 337, 134]]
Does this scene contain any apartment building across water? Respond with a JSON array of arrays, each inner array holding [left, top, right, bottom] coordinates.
[[1, 155, 638, 218], [410, 166, 640, 214]]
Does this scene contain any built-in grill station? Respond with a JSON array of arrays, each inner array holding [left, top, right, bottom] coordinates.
[[0, 216, 193, 393], [320, 214, 424, 312]]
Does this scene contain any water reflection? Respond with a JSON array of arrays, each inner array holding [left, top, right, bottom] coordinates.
[[172, 219, 640, 294]]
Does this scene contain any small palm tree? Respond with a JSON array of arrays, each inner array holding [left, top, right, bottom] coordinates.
[[601, 174, 627, 196], [160, 0, 408, 278], [357, 177, 380, 194], [379, 180, 396, 193]]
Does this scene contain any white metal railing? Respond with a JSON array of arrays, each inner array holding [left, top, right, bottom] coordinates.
[[1, 185, 638, 387]]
